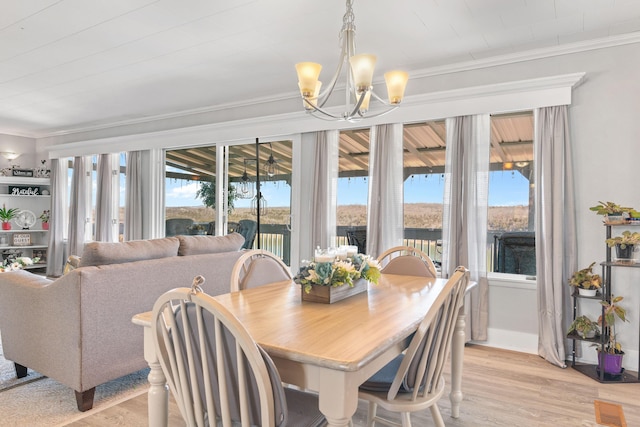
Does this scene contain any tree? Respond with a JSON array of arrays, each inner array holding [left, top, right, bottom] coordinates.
[[195, 181, 237, 214]]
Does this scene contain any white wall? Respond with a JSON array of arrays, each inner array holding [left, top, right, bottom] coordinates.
[[0, 133, 37, 170], [31, 42, 640, 368]]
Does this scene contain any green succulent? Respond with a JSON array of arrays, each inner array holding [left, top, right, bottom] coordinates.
[[605, 231, 640, 249], [0, 204, 19, 222]]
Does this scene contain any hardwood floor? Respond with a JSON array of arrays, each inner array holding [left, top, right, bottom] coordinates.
[[67, 344, 640, 426]]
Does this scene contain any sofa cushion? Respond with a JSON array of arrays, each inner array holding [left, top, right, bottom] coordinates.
[[79, 237, 179, 267], [177, 233, 244, 256]]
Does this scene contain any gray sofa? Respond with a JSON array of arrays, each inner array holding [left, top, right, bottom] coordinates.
[[0, 233, 245, 411]]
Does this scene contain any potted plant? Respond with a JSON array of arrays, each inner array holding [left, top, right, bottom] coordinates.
[[568, 262, 602, 296], [605, 230, 640, 261], [39, 209, 50, 230], [596, 295, 629, 375], [0, 204, 19, 230], [589, 201, 634, 224], [187, 223, 207, 235], [567, 315, 600, 339], [294, 252, 381, 303]]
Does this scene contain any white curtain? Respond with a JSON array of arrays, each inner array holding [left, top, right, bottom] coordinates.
[[67, 156, 90, 256], [367, 123, 404, 257], [442, 114, 491, 341], [535, 105, 577, 367], [95, 153, 118, 242], [46, 159, 68, 277], [311, 130, 339, 250], [125, 151, 143, 241]]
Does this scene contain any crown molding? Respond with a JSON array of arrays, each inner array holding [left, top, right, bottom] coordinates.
[[409, 31, 640, 80]]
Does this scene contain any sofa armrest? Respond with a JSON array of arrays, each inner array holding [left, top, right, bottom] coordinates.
[[0, 270, 83, 390]]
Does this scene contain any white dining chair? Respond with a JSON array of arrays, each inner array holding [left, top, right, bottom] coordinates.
[[358, 266, 469, 427], [230, 249, 292, 292], [151, 276, 325, 427], [376, 246, 438, 278]]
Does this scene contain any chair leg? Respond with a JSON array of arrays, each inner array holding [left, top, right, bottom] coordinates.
[[75, 388, 96, 412], [367, 402, 377, 427], [400, 412, 412, 427], [429, 404, 445, 427], [14, 363, 28, 378]]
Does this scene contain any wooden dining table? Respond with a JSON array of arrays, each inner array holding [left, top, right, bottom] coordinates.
[[133, 273, 474, 427]]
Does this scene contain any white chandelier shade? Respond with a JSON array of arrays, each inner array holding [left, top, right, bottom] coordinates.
[[295, 0, 408, 122]]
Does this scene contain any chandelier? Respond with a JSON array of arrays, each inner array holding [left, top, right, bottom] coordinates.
[[295, 0, 408, 122]]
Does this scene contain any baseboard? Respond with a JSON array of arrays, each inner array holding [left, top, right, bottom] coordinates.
[[471, 327, 538, 354]]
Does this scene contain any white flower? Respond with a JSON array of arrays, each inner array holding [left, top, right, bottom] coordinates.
[[17, 257, 34, 266], [334, 260, 356, 273], [366, 258, 381, 269], [10, 262, 21, 270]]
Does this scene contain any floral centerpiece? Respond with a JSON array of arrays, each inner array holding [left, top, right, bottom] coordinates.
[[294, 253, 381, 294], [0, 256, 39, 272]]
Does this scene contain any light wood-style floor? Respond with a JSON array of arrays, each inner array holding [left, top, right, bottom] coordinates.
[[67, 344, 640, 426]]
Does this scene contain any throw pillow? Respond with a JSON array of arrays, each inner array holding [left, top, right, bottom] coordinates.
[[80, 237, 180, 267], [177, 233, 245, 256]]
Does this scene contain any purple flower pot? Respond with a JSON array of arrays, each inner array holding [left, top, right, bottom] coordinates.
[[598, 351, 624, 374]]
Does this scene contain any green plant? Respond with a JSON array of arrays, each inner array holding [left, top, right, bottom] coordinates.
[[39, 209, 50, 223], [597, 295, 629, 354], [294, 253, 381, 294], [0, 204, 19, 223], [195, 181, 237, 215], [568, 262, 602, 290], [568, 315, 600, 339], [605, 231, 640, 249], [589, 201, 634, 216]]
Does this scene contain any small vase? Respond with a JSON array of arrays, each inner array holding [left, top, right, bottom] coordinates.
[[615, 244, 634, 260], [42, 222, 49, 230], [578, 288, 597, 297], [598, 351, 624, 375], [1, 222, 10, 231]]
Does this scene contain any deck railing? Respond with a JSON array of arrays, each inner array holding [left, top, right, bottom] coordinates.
[[254, 224, 528, 272]]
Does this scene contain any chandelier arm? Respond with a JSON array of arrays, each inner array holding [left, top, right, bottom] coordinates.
[[353, 105, 399, 120], [369, 90, 395, 106], [302, 98, 349, 120], [316, 30, 352, 109]]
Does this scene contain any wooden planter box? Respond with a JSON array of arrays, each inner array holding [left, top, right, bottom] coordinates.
[[301, 278, 368, 304]]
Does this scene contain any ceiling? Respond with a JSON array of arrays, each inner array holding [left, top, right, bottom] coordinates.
[[1, 0, 640, 138]]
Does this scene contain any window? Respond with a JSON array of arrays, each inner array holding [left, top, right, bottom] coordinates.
[[402, 121, 446, 265], [337, 128, 369, 250], [164, 147, 216, 236], [487, 111, 535, 275]]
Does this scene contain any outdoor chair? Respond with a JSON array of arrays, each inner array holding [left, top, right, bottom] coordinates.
[[346, 229, 367, 254], [237, 219, 257, 250], [165, 218, 194, 237], [230, 249, 292, 292], [358, 267, 469, 427], [493, 231, 536, 275], [377, 246, 438, 278], [150, 277, 325, 427]]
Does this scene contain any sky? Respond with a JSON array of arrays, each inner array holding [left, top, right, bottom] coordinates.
[[165, 170, 530, 208]]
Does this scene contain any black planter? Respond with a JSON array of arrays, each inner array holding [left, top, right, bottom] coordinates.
[[615, 244, 634, 260]]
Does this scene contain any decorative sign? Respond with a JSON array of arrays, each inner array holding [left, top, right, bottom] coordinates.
[[11, 168, 34, 177], [8, 185, 40, 196], [12, 233, 31, 246]]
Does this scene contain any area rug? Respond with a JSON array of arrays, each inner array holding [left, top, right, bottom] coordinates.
[[0, 332, 150, 427]]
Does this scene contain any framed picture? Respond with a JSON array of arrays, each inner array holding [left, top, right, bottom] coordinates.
[[12, 233, 31, 246], [32, 249, 47, 263], [11, 168, 34, 177]]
